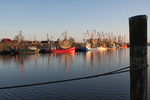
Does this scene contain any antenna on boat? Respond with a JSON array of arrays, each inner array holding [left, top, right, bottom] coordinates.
[[87, 30, 90, 38], [94, 30, 96, 39]]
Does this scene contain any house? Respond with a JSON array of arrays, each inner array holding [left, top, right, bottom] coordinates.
[[1, 38, 12, 43]]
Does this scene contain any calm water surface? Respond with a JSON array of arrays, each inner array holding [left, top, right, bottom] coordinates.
[[0, 47, 150, 100]]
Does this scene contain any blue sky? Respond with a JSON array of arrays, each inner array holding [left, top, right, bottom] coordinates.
[[0, 0, 150, 42]]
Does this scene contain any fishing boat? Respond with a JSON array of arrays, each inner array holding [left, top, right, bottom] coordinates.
[[97, 42, 108, 50], [50, 47, 75, 53], [17, 46, 39, 54], [107, 42, 116, 49], [121, 44, 127, 48], [82, 42, 98, 51], [86, 45, 99, 51], [80, 47, 89, 52], [43, 30, 76, 53], [75, 41, 90, 52], [84, 34, 99, 51], [117, 35, 127, 49], [97, 46, 107, 50], [17, 49, 39, 54], [41, 46, 76, 53], [13, 31, 39, 54], [75, 45, 89, 52]]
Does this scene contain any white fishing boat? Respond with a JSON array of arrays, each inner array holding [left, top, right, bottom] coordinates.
[[97, 46, 107, 50], [85, 42, 98, 51]]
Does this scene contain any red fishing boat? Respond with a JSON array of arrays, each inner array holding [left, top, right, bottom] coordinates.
[[121, 44, 127, 48], [50, 47, 76, 53], [41, 30, 76, 53]]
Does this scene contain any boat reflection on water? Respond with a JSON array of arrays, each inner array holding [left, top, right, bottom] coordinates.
[[83, 49, 116, 68], [0, 52, 75, 75], [16, 54, 39, 74], [0, 47, 149, 99], [0, 49, 127, 75], [0, 54, 39, 74], [84, 50, 97, 67], [50, 52, 75, 73]]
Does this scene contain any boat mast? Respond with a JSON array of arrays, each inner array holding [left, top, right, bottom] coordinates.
[[34, 34, 36, 43], [64, 30, 68, 40], [83, 32, 86, 43]]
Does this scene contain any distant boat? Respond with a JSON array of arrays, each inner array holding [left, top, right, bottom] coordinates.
[[97, 46, 107, 50], [81, 30, 99, 51], [17, 46, 39, 54], [97, 43, 107, 50], [84, 42, 107, 51], [17, 49, 39, 54], [80, 47, 89, 52], [121, 44, 127, 48], [76, 43, 91, 52], [107, 42, 116, 49], [86, 46, 99, 51], [75, 46, 89, 52]]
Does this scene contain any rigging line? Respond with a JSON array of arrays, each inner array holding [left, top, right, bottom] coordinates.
[[0, 65, 148, 90], [109, 65, 148, 75]]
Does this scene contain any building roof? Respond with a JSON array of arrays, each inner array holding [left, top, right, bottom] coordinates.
[[1, 38, 12, 43]]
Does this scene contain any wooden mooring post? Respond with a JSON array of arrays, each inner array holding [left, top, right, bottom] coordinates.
[[129, 15, 148, 100]]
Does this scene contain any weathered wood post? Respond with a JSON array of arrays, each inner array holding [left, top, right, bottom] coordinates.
[[129, 15, 148, 100]]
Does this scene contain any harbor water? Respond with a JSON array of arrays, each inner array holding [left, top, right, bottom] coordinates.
[[0, 47, 150, 100]]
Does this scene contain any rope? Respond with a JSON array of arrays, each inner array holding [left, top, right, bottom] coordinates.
[[0, 65, 148, 90]]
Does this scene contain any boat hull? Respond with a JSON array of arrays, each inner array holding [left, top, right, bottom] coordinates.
[[87, 47, 105, 51], [97, 47, 108, 50], [107, 47, 116, 49], [75, 47, 89, 52], [44, 47, 76, 53], [121, 45, 127, 48], [87, 47, 98, 51], [17, 50, 39, 54]]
